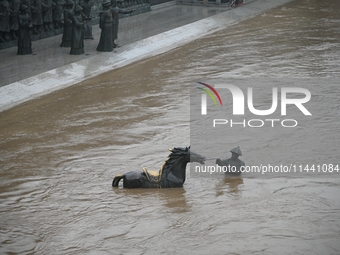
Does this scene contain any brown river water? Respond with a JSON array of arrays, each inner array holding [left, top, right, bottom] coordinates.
[[1, 0, 340, 254]]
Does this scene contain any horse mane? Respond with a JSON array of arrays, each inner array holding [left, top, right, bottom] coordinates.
[[160, 146, 190, 174]]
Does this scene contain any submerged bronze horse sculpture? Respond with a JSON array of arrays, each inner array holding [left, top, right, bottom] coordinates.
[[112, 146, 205, 188]]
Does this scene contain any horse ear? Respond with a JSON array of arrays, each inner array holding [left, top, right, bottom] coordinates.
[[188, 146, 191, 149]]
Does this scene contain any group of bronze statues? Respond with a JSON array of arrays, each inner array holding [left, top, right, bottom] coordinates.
[[0, 0, 72, 43], [0, 0, 135, 55], [59, 0, 94, 54], [60, 0, 134, 54]]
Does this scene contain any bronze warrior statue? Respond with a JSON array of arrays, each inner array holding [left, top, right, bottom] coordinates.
[[17, 4, 33, 55], [79, 0, 93, 39], [0, 0, 11, 42], [70, 4, 85, 55], [216, 146, 245, 175], [60, 0, 74, 47], [110, 0, 134, 48], [96, 0, 113, 52]]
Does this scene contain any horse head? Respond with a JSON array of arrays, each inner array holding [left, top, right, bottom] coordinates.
[[165, 146, 205, 165], [188, 146, 206, 165], [160, 146, 205, 187]]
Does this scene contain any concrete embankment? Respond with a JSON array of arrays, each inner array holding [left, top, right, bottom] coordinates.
[[0, 0, 293, 113]]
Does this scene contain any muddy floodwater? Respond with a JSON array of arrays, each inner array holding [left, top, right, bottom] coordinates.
[[1, 0, 340, 254]]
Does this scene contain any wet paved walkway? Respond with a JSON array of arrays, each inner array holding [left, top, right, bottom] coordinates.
[[0, 0, 292, 112], [0, 3, 226, 88]]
